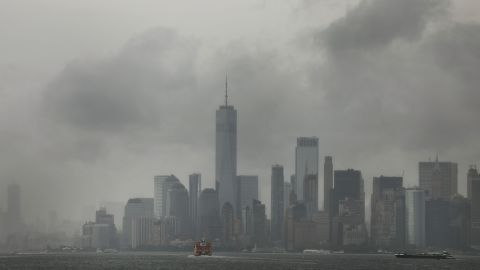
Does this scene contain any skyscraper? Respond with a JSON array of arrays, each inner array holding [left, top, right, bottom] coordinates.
[[270, 165, 284, 242], [468, 166, 480, 245], [419, 158, 457, 200], [238, 175, 259, 211], [324, 156, 333, 213], [154, 175, 180, 219], [332, 169, 365, 219], [295, 137, 318, 202], [189, 173, 201, 238], [252, 199, 267, 247], [198, 188, 221, 240], [405, 188, 426, 247], [123, 198, 154, 248], [370, 176, 405, 248], [166, 182, 190, 239], [216, 79, 238, 216]]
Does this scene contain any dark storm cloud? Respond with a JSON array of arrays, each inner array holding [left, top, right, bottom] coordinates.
[[321, 0, 448, 53], [43, 28, 197, 134]]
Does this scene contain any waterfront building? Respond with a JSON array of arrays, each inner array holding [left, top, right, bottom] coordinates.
[[166, 182, 190, 239], [238, 175, 259, 211], [198, 188, 221, 240], [123, 198, 154, 247], [324, 156, 333, 213]]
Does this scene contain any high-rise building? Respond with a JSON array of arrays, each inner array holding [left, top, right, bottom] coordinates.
[[198, 188, 221, 240], [221, 202, 234, 245], [332, 169, 365, 219], [252, 199, 267, 247], [295, 137, 319, 201], [166, 182, 190, 239], [123, 198, 154, 248], [154, 175, 180, 219], [238, 175, 259, 211], [370, 176, 405, 248], [405, 188, 426, 247], [331, 169, 366, 247], [419, 158, 457, 200], [324, 156, 333, 213], [95, 207, 117, 247], [470, 166, 480, 246], [216, 82, 238, 216], [271, 165, 284, 242], [425, 196, 471, 249], [189, 173, 201, 238]]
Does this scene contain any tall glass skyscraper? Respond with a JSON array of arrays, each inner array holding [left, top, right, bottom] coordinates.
[[154, 175, 180, 219], [216, 83, 237, 215], [271, 165, 284, 242], [295, 137, 319, 202], [405, 188, 426, 247]]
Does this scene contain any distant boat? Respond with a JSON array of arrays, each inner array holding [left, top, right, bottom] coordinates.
[[395, 251, 454, 259]]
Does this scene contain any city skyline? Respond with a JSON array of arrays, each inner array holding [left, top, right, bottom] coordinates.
[[0, 0, 480, 232]]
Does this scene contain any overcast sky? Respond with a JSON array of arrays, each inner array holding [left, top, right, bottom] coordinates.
[[1, 0, 480, 224]]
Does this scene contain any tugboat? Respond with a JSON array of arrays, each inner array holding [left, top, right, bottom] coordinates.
[[395, 251, 454, 259], [194, 239, 212, 256]]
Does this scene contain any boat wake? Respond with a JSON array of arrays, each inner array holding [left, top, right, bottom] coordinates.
[[187, 254, 228, 259]]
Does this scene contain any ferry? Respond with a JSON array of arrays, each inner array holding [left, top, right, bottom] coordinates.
[[193, 239, 212, 256], [395, 251, 454, 259]]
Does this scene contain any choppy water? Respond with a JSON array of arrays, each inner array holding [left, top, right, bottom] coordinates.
[[1, 252, 480, 270]]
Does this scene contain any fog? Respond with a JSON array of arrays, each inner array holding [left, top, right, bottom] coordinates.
[[0, 0, 479, 227]]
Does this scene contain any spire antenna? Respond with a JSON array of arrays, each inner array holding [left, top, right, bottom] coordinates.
[[225, 74, 228, 106]]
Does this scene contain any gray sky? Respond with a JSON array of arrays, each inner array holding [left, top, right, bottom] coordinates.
[[1, 0, 479, 224]]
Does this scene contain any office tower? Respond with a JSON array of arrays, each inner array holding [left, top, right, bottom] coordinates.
[[295, 137, 319, 201], [405, 188, 426, 247], [252, 199, 267, 247], [198, 188, 221, 240], [467, 166, 480, 200], [324, 156, 333, 213], [370, 176, 405, 248], [284, 182, 292, 213], [238, 175, 259, 211], [331, 169, 366, 247], [216, 81, 238, 216], [7, 183, 22, 233], [99, 201, 124, 229], [154, 175, 180, 219], [271, 165, 284, 242], [189, 173, 201, 238], [242, 206, 253, 236], [419, 157, 458, 199], [470, 166, 480, 245], [222, 202, 234, 244], [82, 222, 112, 249], [426, 196, 471, 249], [95, 207, 117, 247], [123, 198, 154, 247], [449, 195, 471, 249], [166, 182, 190, 239], [332, 169, 365, 219], [304, 174, 318, 218]]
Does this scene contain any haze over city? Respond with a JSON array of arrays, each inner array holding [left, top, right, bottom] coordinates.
[[1, 0, 480, 245]]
